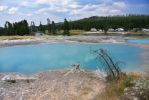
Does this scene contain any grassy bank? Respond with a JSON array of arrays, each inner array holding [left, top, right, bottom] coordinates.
[[69, 30, 86, 35], [0, 35, 58, 40], [56, 30, 86, 35], [0, 36, 37, 40], [95, 73, 149, 100]]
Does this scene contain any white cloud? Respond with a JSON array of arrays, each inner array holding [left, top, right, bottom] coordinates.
[[33, 0, 127, 20], [0, 0, 128, 26], [68, 1, 127, 19], [0, 4, 8, 11], [37, 0, 49, 4], [8, 7, 18, 14], [36, 0, 77, 6], [113, 1, 127, 9], [109, 9, 121, 14], [3, 0, 127, 17], [21, 1, 37, 8], [26, 13, 33, 17], [36, 0, 79, 12], [36, 8, 50, 14]]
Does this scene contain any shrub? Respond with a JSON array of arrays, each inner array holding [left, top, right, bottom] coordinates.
[[7, 80, 16, 83]]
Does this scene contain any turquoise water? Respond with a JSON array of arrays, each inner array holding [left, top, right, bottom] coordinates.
[[0, 43, 146, 74], [127, 39, 149, 44]]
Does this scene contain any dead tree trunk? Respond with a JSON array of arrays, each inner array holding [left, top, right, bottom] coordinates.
[[97, 53, 116, 79], [100, 49, 120, 76], [92, 48, 121, 80]]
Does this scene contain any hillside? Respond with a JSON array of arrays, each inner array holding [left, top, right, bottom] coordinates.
[[57, 15, 149, 31]]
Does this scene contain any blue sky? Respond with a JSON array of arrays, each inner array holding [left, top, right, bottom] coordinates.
[[0, 0, 149, 26]]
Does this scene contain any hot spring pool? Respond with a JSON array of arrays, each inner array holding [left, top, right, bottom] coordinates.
[[0, 43, 148, 74], [127, 38, 149, 44]]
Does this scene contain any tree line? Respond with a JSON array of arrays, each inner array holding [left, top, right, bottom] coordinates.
[[57, 15, 149, 31], [30, 18, 70, 36], [0, 15, 149, 36], [0, 20, 30, 36], [0, 18, 70, 36]]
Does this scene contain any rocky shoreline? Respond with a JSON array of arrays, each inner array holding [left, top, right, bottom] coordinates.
[[0, 38, 49, 48], [0, 70, 106, 100], [1, 36, 148, 48], [0, 36, 128, 48], [0, 70, 148, 100]]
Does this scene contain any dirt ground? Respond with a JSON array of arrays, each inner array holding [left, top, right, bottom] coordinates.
[[0, 70, 105, 100]]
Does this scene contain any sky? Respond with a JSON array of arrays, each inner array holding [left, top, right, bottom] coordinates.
[[0, 0, 149, 26]]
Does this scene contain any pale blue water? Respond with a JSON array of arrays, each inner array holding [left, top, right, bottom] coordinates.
[[0, 43, 146, 74], [127, 39, 149, 44]]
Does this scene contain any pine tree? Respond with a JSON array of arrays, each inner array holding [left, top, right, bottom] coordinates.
[[63, 18, 70, 36], [30, 21, 36, 33], [23, 20, 29, 35], [47, 18, 51, 33], [4, 21, 13, 35], [39, 21, 44, 32], [51, 21, 56, 35]]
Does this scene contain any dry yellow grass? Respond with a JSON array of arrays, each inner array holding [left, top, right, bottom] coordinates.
[[0, 35, 57, 40], [0, 36, 37, 40], [70, 30, 86, 35], [57, 30, 86, 35], [95, 73, 141, 100]]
